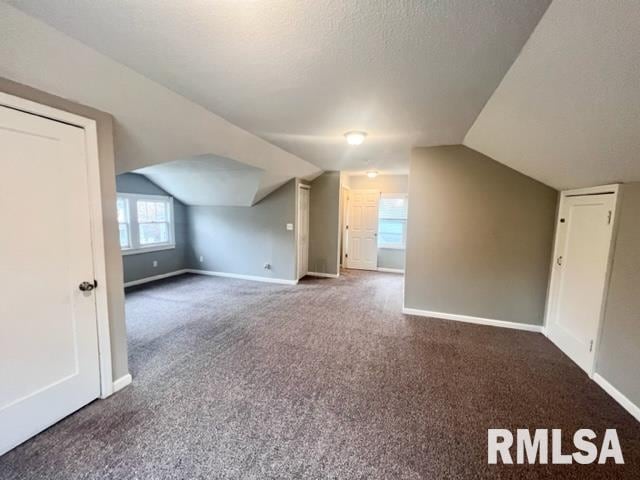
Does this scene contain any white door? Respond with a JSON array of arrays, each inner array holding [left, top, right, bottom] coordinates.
[[546, 191, 617, 374], [0, 105, 101, 455], [346, 189, 379, 270], [297, 185, 310, 279]]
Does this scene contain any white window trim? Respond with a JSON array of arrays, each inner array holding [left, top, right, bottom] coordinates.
[[378, 192, 408, 250], [118, 192, 176, 255]]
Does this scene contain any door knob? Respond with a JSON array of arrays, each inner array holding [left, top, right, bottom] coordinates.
[[79, 280, 97, 292]]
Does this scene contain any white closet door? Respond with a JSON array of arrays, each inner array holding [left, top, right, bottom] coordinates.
[[347, 189, 379, 270], [546, 191, 617, 374], [0, 105, 101, 455]]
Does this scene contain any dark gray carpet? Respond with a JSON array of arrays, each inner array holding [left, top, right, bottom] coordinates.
[[1, 270, 638, 479]]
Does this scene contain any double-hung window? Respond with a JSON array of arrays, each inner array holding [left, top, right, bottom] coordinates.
[[117, 193, 175, 254], [377, 193, 408, 249]]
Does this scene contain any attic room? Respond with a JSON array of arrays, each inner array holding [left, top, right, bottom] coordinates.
[[0, 1, 639, 478]]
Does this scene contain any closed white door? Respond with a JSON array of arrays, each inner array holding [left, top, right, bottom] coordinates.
[[297, 186, 310, 279], [347, 189, 379, 270], [0, 105, 101, 455], [546, 192, 617, 374]]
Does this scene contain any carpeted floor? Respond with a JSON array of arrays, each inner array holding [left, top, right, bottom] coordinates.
[[1, 270, 638, 479]]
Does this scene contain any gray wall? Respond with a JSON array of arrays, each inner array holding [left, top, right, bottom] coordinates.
[[596, 182, 640, 407], [116, 173, 188, 283], [187, 179, 297, 280], [378, 249, 406, 271], [0, 77, 128, 381], [405, 145, 557, 325], [350, 174, 409, 271], [348, 174, 408, 193], [309, 172, 341, 275]]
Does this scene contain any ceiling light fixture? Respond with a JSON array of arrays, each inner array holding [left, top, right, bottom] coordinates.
[[344, 131, 367, 145], [367, 170, 378, 179]]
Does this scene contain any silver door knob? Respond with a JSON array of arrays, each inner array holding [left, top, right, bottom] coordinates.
[[79, 281, 96, 292]]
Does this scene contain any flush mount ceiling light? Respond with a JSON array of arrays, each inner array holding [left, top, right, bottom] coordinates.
[[344, 131, 367, 145], [367, 170, 378, 178]]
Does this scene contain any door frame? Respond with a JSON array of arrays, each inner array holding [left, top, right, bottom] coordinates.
[[543, 183, 621, 377], [0, 91, 114, 398], [340, 185, 350, 268], [296, 182, 311, 280]]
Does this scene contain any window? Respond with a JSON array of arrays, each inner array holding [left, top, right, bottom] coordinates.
[[378, 193, 408, 249], [117, 193, 175, 254]]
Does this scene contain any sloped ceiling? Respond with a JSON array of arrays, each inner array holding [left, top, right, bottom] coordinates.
[[136, 156, 272, 207], [5, 1, 637, 193], [5, 0, 551, 174], [0, 2, 321, 207], [465, 0, 640, 190]]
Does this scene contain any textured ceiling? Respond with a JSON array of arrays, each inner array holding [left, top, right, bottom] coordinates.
[[135, 156, 272, 207], [465, 0, 640, 190], [7, 0, 551, 173]]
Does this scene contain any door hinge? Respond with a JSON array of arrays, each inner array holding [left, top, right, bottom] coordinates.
[[607, 210, 612, 225], [345, 253, 348, 258], [589, 340, 594, 352], [346, 225, 349, 230]]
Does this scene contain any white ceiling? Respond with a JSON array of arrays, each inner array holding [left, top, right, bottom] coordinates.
[[7, 0, 551, 174], [1, 2, 322, 207], [465, 0, 640, 190], [135, 155, 280, 207]]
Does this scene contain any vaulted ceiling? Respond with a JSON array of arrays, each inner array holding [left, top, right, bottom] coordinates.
[[4, 0, 639, 194], [6, 0, 550, 174], [465, 0, 640, 190]]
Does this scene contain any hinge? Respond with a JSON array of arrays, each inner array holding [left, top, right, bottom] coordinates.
[[607, 210, 612, 225], [589, 340, 594, 352], [345, 253, 348, 258], [346, 225, 349, 230]]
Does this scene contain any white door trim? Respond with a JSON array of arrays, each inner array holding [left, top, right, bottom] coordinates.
[[341, 185, 351, 268], [296, 182, 310, 280], [543, 183, 620, 377], [0, 91, 114, 398]]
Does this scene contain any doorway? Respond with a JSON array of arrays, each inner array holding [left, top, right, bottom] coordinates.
[[0, 94, 111, 455], [297, 183, 310, 279], [545, 185, 619, 375]]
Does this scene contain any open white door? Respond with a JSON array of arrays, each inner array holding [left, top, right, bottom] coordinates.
[[297, 184, 310, 279], [546, 186, 618, 375], [0, 105, 102, 455], [346, 189, 379, 270]]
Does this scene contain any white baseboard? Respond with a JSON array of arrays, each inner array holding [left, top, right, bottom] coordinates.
[[124, 269, 189, 287], [377, 267, 404, 274], [402, 307, 543, 333], [187, 269, 298, 285], [112, 373, 132, 393], [306, 271, 340, 278], [593, 373, 640, 422]]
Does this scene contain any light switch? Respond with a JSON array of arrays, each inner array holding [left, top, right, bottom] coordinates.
[[286, 223, 294, 231]]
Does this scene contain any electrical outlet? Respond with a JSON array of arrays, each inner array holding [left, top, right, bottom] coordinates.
[[199, 256, 204, 263], [152, 260, 158, 268], [264, 263, 271, 270], [286, 223, 293, 231]]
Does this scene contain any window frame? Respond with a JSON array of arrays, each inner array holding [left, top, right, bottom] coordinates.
[[377, 193, 408, 250], [117, 192, 176, 255]]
